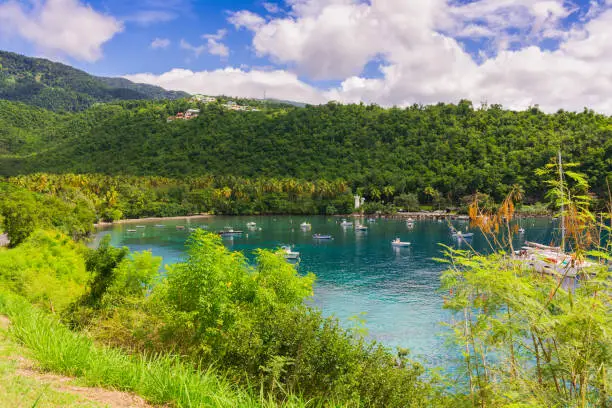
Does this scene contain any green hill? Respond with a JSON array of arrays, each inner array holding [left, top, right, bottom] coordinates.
[[0, 50, 188, 111], [1, 98, 611, 204]]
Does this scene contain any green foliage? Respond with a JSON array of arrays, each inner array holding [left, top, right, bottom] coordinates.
[[0, 182, 95, 246], [0, 50, 187, 112], [74, 231, 444, 406], [394, 193, 420, 211], [0, 230, 88, 312], [4, 98, 610, 207], [81, 235, 129, 308], [5, 173, 355, 217], [0, 291, 310, 408]]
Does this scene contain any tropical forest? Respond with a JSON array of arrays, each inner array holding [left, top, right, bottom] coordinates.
[[0, 46, 610, 408]]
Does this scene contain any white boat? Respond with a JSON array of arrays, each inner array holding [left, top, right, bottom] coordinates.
[[391, 238, 411, 247], [452, 231, 474, 239], [135, 225, 146, 228], [367, 218, 376, 223], [218, 227, 243, 236], [154, 224, 165, 228], [518, 227, 525, 234], [246, 222, 257, 228], [355, 224, 368, 231], [127, 229, 137, 233], [340, 219, 353, 227], [300, 222, 312, 230], [281, 245, 300, 260]]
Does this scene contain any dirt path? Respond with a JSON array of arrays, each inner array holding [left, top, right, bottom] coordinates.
[[0, 316, 157, 408]]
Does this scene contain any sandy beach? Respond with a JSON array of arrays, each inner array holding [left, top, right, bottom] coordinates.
[[94, 214, 213, 228]]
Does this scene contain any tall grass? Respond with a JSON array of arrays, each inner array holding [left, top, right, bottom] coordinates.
[[0, 292, 325, 408]]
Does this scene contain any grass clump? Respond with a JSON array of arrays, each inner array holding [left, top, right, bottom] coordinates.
[[0, 292, 318, 408]]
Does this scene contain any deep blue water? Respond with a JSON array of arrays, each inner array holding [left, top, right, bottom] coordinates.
[[94, 216, 557, 366]]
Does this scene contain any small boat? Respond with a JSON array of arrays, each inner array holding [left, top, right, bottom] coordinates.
[[367, 218, 376, 223], [176, 225, 185, 230], [391, 238, 410, 247], [452, 231, 474, 239], [518, 227, 525, 234], [218, 227, 244, 236], [135, 225, 146, 229], [154, 224, 165, 228], [313, 234, 333, 240], [340, 219, 353, 227], [127, 229, 137, 233], [300, 222, 312, 230], [406, 222, 414, 228], [355, 224, 368, 231], [281, 245, 300, 260], [246, 222, 257, 228]]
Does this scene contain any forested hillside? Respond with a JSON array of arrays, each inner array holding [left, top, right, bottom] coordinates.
[[2, 98, 611, 206], [0, 51, 187, 111]]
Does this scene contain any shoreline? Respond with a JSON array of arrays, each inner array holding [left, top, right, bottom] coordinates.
[[94, 210, 552, 228], [94, 214, 213, 228]]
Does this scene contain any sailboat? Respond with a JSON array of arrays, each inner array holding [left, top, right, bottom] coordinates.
[[514, 151, 594, 287]]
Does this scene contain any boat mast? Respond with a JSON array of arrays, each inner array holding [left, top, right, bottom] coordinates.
[[558, 150, 565, 252]]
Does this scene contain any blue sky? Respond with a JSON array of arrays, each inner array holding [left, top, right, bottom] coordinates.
[[2, 0, 612, 112]]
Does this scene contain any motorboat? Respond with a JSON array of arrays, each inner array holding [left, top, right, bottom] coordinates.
[[246, 222, 257, 228], [300, 222, 312, 230], [127, 229, 137, 233], [367, 218, 376, 223], [452, 230, 474, 239], [340, 219, 353, 227], [355, 224, 368, 231], [281, 245, 300, 260], [218, 227, 244, 236], [176, 225, 185, 230], [154, 224, 165, 228], [518, 227, 525, 234], [313, 234, 333, 240], [391, 238, 411, 247], [135, 225, 146, 228]]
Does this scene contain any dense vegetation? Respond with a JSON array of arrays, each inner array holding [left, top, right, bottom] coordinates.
[[0, 156, 610, 407], [0, 51, 187, 112], [1, 97, 611, 210]]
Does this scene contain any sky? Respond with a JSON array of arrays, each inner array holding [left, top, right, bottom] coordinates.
[[1, 0, 612, 112]]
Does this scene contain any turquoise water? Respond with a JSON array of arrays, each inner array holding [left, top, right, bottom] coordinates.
[[94, 216, 557, 365]]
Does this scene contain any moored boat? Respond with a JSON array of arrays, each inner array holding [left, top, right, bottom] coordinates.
[[300, 222, 312, 230], [219, 227, 244, 236], [355, 224, 368, 231], [281, 245, 300, 260], [313, 234, 333, 240], [340, 219, 353, 227], [391, 238, 410, 247]]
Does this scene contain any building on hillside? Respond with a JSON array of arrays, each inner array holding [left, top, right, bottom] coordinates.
[[191, 95, 217, 103], [185, 108, 200, 118]]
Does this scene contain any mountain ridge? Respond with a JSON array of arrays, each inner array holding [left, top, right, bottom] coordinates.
[[0, 50, 189, 111]]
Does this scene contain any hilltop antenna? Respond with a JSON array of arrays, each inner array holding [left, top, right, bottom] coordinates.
[[263, 89, 267, 101]]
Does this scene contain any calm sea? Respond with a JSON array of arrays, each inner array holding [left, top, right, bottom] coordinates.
[[94, 216, 557, 366]]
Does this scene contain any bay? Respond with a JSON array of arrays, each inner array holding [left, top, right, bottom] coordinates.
[[94, 215, 557, 365]]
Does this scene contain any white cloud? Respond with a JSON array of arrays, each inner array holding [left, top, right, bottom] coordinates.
[[181, 30, 230, 59], [263, 2, 280, 13], [150, 37, 171, 49], [202, 29, 227, 41], [0, 0, 122, 62], [228, 10, 266, 30], [180, 39, 206, 57], [124, 67, 325, 103], [206, 39, 229, 58], [213, 0, 612, 113]]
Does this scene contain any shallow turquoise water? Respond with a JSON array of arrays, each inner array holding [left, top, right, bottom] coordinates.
[[94, 216, 556, 365]]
